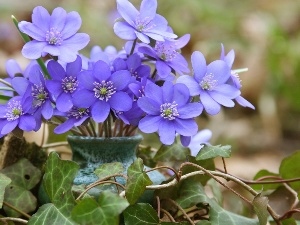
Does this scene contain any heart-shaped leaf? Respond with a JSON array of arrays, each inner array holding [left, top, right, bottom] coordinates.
[[28, 152, 79, 224], [176, 177, 259, 225], [279, 151, 300, 191], [72, 191, 129, 225], [0, 173, 11, 208], [123, 203, 159, 225], [126, 158, 152, 205], [1, 158, 41, 217], [94, 162, 124, 180], [196, 145, 231, 160], [154, 143, 190, 162]]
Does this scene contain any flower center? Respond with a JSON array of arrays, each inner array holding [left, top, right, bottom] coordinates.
[[135, 16, 154, 32], [32, 83, 48, 107], [93, 80, 116, 101], [160, 102, 179, 120], [5, 100, 23, 121], [68, 107, 89, 119], [62, 76, 79, 93], [155, 42, 177, 61], [46, 27, 62, 45], [200, 73, 217, 90]]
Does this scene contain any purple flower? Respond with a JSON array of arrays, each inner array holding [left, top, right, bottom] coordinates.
[[81, 45, 127, 70], [0, 96, 36, 137], [114, 0, 177, 43], [139, 34, 190, 78], [11, 64, 54, 130], [188, 129, 212, 156], [46, 55, 82, 112], [137, 81, 203, 145], [54, 106, 91, 134], [220, 45, 255, 109], [177, 51, 240, 115], [72, 60, 133, 122], [18, 6, 90, 62]]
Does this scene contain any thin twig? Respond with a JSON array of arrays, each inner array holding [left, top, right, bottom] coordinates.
[[165, 198, 195, 225], [76, 180, 125, 201], [180, 162, 252, 204], [156, 196, 161, 219], [3, 201, 31, 219], [221, 157, 229, 181], [145, 166, 180, 182], [0, 217, 28, 224], [161, 208, 176, 222], [42, 141, 68, 149]]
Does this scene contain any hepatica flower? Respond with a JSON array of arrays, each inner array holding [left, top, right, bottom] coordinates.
[[114, 0, 177, 43], [177, 51, 241, 115], [139, 34, 190, 78], [18, 6, 90, 62], [220, 45, 255, 109], [137, 81, 203, 145], [46, 55, 82, 112], [72, 60, 133, 122], [0, 96, 36, 137]]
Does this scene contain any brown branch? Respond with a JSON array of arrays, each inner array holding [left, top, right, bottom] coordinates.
[[145, 166, 180, 181], [156, 196, 161, 219], [3, 201, 31, 219], [76, 180, 126, 200], [165, 198, 195, 225], [161, 208, 176, 222], [0, 217, 28, 224]]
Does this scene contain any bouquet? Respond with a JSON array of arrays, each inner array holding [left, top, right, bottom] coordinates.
[[0, 0, 254, 148]]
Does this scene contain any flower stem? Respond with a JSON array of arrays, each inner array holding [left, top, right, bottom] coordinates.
[[11, 15, 51, 79], [129, 38, 138, 55]]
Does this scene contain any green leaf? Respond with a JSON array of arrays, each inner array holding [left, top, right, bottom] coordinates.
[[176, 177, 259, 225], [126, 158, 152, 205], [0, 173, 11, 208], [123, 203, 159, 225], [154, 143, 190, 162], [72, 191, 129, 225], [28, 152, 79, 224], [196, 221, 211, 225], [94, 162, 124, 180], [1, 158, 41, 217], [196, 145, 231, 160], [279, 151, 300, 191], [28, 204, 77, 225], [251, 169, 281, 191], [252, 193, 269, 225]]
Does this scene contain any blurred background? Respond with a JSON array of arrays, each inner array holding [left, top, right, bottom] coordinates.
[[0, 0, 300, 177]]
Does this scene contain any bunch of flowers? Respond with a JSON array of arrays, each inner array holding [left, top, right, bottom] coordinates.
[[0, 0, 254, 147]]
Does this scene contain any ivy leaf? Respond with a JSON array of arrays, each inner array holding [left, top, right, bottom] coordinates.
[[196, 145, 231, 160], [1, 158, 41, 217], [123, 203, 159, 225], [126, 158, 152, 205], [28, 152, 79, 224], [29, 204, 77, 225], [176, 177, 259, 225], [279, 151, 300, 191], [196, 221, 211, 225], [94, 162, 124, 180], [71, 191, 129, 225], [0, 173, 11, 208], [252, 193, 269, 225], [154, 143, 190, 162], [251, 169, 281, 191]]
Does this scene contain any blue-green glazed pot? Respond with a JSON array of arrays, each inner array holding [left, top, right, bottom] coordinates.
[[67, 134, 165, 200]]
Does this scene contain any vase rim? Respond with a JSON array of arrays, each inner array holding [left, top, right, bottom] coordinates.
[[67, 134, 143, 142]]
